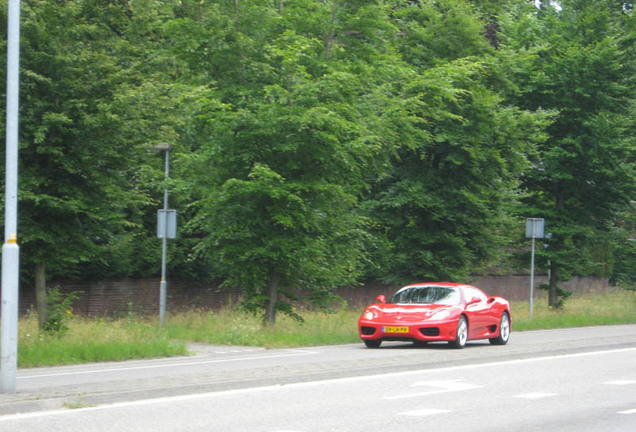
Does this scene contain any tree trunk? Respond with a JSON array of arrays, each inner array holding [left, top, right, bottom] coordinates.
[[265, 271, 280, 326], [548, 264, 559, 308], [35, 262, 47, 330], [324, 2, 339, 61]]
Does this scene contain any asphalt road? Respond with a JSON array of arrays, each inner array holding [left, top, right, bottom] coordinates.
[[1, 324, 635, 431]]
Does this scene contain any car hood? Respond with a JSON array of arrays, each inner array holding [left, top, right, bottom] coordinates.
[[368, 303, 458, 322]]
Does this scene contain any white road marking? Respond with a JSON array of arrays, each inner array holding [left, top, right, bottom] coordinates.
[[399, 408, 450, 417], [384, 379, 481, 400], [514, 393, 558, 400], [3, 347, 634, 422], [17, 349, 317, 380], [0, 384, 289, 421], [605, 380, 636, 386], [215, 349, 258, 354], [618, 408, 636, 415]]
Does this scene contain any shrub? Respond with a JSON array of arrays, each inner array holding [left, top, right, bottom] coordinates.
[[42, 287, 80, 335]]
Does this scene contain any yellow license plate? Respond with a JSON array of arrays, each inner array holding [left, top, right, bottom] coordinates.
[[383, 326, 409, 333]]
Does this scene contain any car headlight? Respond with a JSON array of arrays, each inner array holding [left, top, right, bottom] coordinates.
[[364, 310, 376, 320], [430, 310, 450, 320]]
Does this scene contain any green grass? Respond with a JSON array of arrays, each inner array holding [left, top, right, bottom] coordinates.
[[511, 289, 636, 330], [15, 290, 636, 367], [18, 314, 188, 368], [163, 307, 358, 348]]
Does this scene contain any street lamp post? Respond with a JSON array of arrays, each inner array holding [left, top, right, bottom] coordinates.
[[2, 0, 21, 394], [151, 144, 174, 327]]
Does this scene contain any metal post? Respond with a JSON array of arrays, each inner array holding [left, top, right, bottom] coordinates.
[[2, 0, 21, 394], [525, 218, 544, 319], [530, 237, 535, 318], [159, 148, 170, 327]]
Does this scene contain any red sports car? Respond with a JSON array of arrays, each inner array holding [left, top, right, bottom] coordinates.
[[358, 282, 511, 349]]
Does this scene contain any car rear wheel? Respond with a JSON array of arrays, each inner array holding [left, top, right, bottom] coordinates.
[[489, 312, 511, 345], [449, 316, 468, 349], [364, 340, 382, 348]]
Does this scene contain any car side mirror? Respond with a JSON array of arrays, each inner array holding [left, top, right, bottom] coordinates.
[[467, 297, 481, 306], [376, 295, 386, 304]]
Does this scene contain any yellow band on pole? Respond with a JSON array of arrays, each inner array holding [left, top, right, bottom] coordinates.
[[7, 234, 17, 243]]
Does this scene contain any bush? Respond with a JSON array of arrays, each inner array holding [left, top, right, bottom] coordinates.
[[42, 287, 80, 335]]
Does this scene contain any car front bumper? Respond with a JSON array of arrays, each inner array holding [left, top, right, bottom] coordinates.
[[358, 318, 459, 343]]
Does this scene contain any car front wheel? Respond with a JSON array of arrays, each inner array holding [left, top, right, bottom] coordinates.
[[449, 316, 468, 349], [489, 312, 511, 345], [364, 339, 382, 348]]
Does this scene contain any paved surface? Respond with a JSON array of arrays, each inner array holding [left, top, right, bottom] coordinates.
[[1, 324, 635, 417], [3, 347, 635, 432]]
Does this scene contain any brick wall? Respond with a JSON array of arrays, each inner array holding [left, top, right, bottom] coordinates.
[[17, 278, 241, 316], [11, 275, 610, 317], [336, 275, 609, 307]]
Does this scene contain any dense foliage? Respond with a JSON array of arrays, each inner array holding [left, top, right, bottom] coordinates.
[[0, 0, 633, 322]]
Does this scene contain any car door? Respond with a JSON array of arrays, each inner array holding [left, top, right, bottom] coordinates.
[[463, 287, 490, 338]]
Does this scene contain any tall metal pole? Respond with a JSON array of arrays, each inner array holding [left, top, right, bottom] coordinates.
[[526, 218, 544, 319], [2, 0, 21, 394], [530, 237, 536, 318], [159, 148, 170, 327]]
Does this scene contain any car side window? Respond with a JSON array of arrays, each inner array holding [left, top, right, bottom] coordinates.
[[464, 287, 487, 304]]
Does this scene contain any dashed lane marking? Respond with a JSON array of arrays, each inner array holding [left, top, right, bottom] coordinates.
[[383, 379, 481, 400], [399, 408, 450, 417], [514, 393, 558, 400], [618, 408, 636, 415], [605, 380, 636, 386]]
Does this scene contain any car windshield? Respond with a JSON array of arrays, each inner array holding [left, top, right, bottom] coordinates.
[[389, 286, 460, 305]]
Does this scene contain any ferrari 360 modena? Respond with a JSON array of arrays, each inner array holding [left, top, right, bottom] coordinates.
[[358, 282, 511, 349]]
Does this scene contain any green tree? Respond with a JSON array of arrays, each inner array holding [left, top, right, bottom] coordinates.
[[180, 1, 407, 324], [0, 0, 189, 326], [363, 0, 552, 282], [512, 0, 636, 307]]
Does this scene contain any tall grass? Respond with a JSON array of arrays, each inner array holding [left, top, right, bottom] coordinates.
[[18, 313, 187, 368], [163, 307, 358, 348], [14, 290, 636, 367], [511, 289, 636, 330]]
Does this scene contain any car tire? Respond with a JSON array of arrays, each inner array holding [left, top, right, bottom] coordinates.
[[489, 312, 511, 345], [449, 315, 468, 349], [364, 340, 382, 348]]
